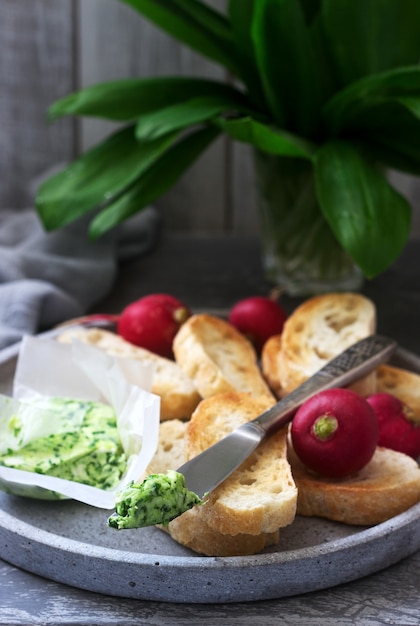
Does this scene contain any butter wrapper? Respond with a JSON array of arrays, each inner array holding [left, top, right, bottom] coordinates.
[[0, 334, 160, 509]]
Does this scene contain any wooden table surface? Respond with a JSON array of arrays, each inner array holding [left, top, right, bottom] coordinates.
[[1, 234, 420, 626]]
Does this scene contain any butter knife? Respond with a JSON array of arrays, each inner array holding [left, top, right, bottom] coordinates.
[[178, 334, 396, 499]]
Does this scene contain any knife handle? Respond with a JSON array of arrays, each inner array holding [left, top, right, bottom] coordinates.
[[253, 334, 397, 436]]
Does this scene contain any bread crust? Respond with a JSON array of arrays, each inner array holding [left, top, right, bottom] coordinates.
[[57, 327, 201, 420], [261, 334, 284, 398], [173, 314, 274, 401], [160, 507, 280, 557]]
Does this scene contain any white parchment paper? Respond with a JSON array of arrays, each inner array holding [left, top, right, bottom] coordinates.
[[0, 334, 161, 509]]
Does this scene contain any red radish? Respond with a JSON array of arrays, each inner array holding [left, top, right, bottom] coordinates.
[[366, 392, 420, 459], [291, 388, 378, 478], [117, 293, 190, 358], [228, 295, 287, 352]]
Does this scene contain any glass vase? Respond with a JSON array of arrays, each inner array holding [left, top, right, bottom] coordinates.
[[254, 150, 363, 297]]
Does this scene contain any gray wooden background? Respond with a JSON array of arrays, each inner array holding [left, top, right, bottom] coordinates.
[[2, 0, 420, 237]]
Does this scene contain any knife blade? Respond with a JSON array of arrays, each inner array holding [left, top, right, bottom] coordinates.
[[177, 334, 397, 499]]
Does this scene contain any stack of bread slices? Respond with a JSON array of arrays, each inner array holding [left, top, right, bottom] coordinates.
[[58, 292, 420, 556]]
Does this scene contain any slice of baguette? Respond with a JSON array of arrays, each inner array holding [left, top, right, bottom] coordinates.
[[185, 392, 297, 536], [288, 443, 420, 525], [173, 313, 274, 401], [262, 292, 376, 398], [376, 364, 420, 414], [57, 327, 201, 421], [147, 419, 280, 557]]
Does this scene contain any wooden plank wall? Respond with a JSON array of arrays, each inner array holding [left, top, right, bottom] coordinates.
[[1, 0, 420, 238], [0, 0, 76, 210]]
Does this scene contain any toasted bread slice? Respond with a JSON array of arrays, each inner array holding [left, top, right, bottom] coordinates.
[[262, 293, 376, 398], [147, 419, 280, 556], [288, 443, 420, 525], [376, 364, 420, 414], [185, 392, 297, 536], [173, 314, 274, 401], [57, 327, 201, 421]]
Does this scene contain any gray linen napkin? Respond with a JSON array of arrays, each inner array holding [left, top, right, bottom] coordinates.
[[0, 206, 161, 350]]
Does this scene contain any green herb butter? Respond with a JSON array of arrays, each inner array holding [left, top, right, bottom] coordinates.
[[108, 470, 203, 529], [0, 398, 126, 490]]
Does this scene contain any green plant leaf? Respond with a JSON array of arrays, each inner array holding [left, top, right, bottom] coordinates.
[[179, 0, 236, 47], [251, 0, 321, 136], [299, 0, 322, 23], [362, 136, 420, 176], [227, 0, 267, 110], [48, 77, 248, 122], [90, 126, 220, 238], [118, 0, 241, 76], [307, 12, 340, 108], [321, 0, 420, 86], [36, 126, 178, 230], [314, 140, 411, 278], [323, 67, 420, 174], [324, 67, 420, 134], [135, 94, 253, 141], [217, 116, 315, 159], [398, 97, 420, 119], [347, 107, 420, 176], [171, 0, 233, 42]]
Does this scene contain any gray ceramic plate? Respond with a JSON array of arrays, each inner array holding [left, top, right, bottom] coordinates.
[[0, 332, 420, 604]]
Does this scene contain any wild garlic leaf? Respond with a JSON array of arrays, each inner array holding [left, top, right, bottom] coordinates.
[[315, 140, 411, 278], [321, 0, 420, 86], [217, 116, 315, 160], [48, 77, 247, 122], [36, 127, 179, 230], [251, 0, 322, 136], [135, 94, 252, 141], [90, 126, 220, 237], [323, 67, 420, 135], [118, 0, 241, 76]]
